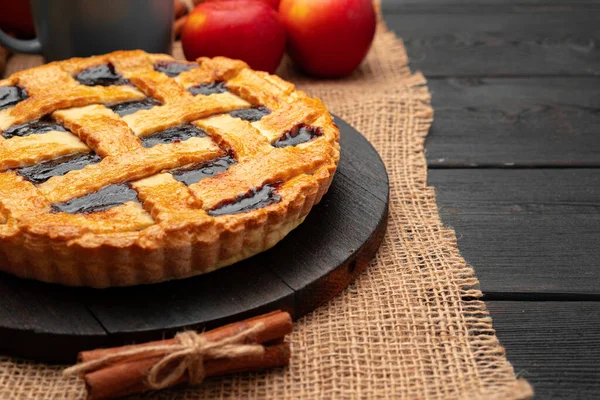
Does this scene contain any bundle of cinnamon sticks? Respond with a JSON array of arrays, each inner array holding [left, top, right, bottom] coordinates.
[[65, 311, 292, 400]]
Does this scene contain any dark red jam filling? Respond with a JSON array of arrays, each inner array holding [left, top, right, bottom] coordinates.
[[141, 123, 207, 148], [16, 153, 102, 184], [0, 86, 27, 111], [188, 81, 229, 96], [75, 63, 129, 86], [273, 124, 323, 148], [208, 183, 281, 216], [108, 97, 162, 117], [2, 116, 67, 139], [171, 153, 237, 186], [52, 183, 139, 214], [228, 106, 271, 123], [154, 61, 199, 77]]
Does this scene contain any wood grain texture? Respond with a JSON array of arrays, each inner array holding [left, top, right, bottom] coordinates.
[[383, 0, 600, 5], [488, 301, 600, 399], [0, 117, 388, 363], [382, 0, 600, 12], [429, 169, 600, 295], [86, 263, 295, 346], [383, 11, 600, 77], [425, 78, 600, 167], [380, 3, 600, 397], [0, 274, 107, 362]]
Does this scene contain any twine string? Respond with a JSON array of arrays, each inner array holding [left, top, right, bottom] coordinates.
[[63, 322, 266, 389]]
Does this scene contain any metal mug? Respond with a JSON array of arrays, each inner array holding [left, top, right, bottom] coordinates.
[[0, 0, 174, 61]]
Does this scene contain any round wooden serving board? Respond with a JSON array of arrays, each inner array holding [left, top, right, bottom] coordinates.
[[0, 117, 389, 363]]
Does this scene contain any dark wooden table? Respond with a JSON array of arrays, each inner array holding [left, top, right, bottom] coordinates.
[[382, 0, 600, 398]]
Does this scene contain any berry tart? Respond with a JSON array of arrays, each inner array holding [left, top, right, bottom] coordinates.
[[0, 51, 339, 287]]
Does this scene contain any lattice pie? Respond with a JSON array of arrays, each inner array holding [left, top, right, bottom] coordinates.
[[0, 51, 339, 287]]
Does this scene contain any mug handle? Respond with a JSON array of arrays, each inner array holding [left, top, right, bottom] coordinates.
[[0, 30, 42, 54]]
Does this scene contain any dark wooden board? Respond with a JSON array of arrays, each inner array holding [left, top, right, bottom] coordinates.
[[0, 276, 107, 361], [382, 0, 600, 13], [383, 0, 600, 6], [426, 77, 600, 167], [487, 301, 600, 399], [0, 117, 389, 363], [425, 78, 600, 167], [85, 264, 295, 346], [383, 11, 600, 77], [380, 3, 600, 398], [429, 169, 600, 296]]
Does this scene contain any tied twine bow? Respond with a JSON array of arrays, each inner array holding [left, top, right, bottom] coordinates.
[[64, 322, 266, 389]]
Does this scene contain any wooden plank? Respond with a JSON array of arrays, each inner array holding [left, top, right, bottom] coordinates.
[[487, 301, 600, 399], [87, 264, 295, 345], [0, 273, 107, 362], [382, 0, 600, 12], [425, 78, 600, 167], [428, 169, 600, 295], [383, 0, 600, 6], [383, 11, 600, 77]]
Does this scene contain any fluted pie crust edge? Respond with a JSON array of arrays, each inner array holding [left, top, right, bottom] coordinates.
[[0, 51, 340, 287]]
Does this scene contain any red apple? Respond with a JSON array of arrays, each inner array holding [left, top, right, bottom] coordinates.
[[263, 0, 281, 8], [279, 0, 376, 78], [182, 0, 286, 73], [205, 0, 280, 8]]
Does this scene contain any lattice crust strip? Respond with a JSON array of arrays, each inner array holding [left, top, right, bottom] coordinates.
[[0, 50, 339, 287]]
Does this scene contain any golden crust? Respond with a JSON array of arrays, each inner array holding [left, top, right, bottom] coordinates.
[[0, 51, 340, 287]]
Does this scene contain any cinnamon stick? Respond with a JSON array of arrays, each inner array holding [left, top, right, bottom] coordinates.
[[72, 311, 293, 400], [174, 16, 188, 39], [174, 0, 189, 18], [85, 343, 290, 400], [80, 310, 292, 363], [174, 0, 203, 18], [0, 44, 11, 77]]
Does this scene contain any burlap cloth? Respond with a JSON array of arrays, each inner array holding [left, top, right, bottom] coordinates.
[[0, 17, 533, 400]]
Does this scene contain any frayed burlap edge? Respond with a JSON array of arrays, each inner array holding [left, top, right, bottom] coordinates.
[[0, 16, 532, 400]]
